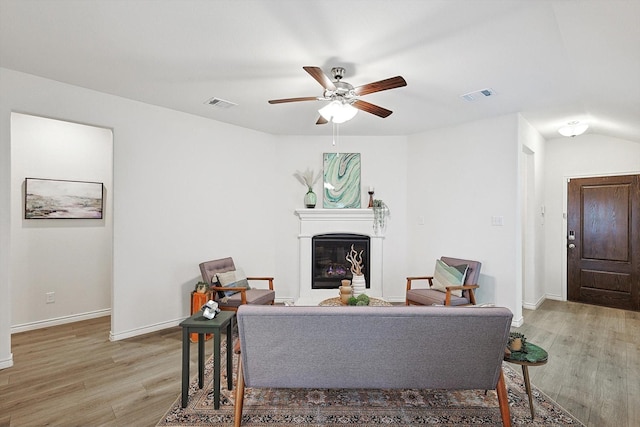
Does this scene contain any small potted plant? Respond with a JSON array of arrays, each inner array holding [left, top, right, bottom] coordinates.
[[194, 281, 209, 294], [372, 199, 389, 235], [509, 332, 527, 352]]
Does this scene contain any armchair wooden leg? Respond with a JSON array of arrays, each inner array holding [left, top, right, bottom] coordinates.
[[233, 358, 245, 427], [496, 367, 511, 427]]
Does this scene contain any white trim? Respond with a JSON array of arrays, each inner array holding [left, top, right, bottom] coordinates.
[[11, 309, 111, 334], [109, 318, 182, 341], [0, 354, 14, 370], [522, 294, 546, 310], [511, 316, 524, 327]]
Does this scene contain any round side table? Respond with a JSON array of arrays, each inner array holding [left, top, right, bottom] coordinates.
[[503, 342, 548, 419]]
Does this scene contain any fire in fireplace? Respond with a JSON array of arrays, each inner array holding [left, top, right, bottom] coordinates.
[[311, 233, 370, 289]]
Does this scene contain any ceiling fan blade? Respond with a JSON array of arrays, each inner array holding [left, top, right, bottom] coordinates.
[[354, 76, 407, 96], [316, 116, 328, 125], [303, 66, 337, 91], [268, 96, 318, 104], [352, 100, 393, 118]]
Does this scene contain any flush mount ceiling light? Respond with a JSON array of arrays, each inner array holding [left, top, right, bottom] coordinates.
[[558, 121, 589, 137], [319, 100, 358, 124]]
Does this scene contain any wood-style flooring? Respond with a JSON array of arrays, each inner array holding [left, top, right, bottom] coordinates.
[[516, 299, 639, 427], [0, 299, 638, 426]]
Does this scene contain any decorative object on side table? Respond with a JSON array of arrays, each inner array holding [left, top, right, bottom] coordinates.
[[372, 199, 389, 235], [508, 331, 527, 352], [294, 168, 321, 208], [347, 293, 370, 306], [345, 244, 366, 297], [194, 281, 209, 294], [339, 279, 352, 304]]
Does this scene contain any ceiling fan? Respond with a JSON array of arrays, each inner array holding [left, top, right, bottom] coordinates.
[[268, 66, 407, 125]]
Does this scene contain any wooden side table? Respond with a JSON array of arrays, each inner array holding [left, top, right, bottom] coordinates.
[[190, 290, 213, 342], [503, 342, 548, 419], [179, 310, 235, 409]]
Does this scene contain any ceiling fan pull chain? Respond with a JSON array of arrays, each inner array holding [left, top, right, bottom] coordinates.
[[332, 122, 336, 146]]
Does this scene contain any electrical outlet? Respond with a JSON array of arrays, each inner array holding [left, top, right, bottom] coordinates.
[[491, 216, 504, 226], [46, 292, 55, 304]]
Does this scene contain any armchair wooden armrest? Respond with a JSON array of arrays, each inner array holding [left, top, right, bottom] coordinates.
[[247, 276, 274, 291], [406, 276, 434, 290], [444, 284, 479, 305]]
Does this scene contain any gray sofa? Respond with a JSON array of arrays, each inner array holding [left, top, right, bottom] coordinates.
[[234, 305, 513, 427]]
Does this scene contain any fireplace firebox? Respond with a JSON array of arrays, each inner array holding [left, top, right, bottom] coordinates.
[[311, 233, 370, 289]]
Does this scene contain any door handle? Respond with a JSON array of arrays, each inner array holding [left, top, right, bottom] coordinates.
[[568, 244, 576, 249]]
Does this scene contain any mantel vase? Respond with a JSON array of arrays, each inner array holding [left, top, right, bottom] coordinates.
[[304, 189, 317, 208]]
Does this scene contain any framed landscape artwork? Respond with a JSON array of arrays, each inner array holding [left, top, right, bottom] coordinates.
[[323, 153, 361, 208], [25, 178, 104, 219]]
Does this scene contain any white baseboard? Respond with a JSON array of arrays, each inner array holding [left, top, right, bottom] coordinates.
[[522, 295, 546, 311], [0, 354, 14, 370], [109, 318, 182, 341], [11, 309, 111, 334]]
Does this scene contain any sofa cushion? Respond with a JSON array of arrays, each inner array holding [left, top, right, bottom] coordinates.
[[406, 288, 470, 306], [431, 259, 467, 297]]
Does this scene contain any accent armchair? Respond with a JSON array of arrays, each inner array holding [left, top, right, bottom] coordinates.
[[406, 256, 481, 306], [199, 257, 275, 312]]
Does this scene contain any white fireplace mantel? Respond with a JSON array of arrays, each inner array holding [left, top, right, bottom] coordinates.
[[294, 208, 384, 305]]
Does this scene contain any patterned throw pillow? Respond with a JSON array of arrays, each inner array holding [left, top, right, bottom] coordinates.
[[431, 259, 468, 297], [216, 268, 251, 297]]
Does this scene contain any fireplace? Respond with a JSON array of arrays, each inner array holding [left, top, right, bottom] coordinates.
[[295, 208, 384, 305], [312, 233, 370, 289]]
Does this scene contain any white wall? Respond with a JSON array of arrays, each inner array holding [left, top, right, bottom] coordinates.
[[543, 134, 640, 300], [406, 114, 522, 322], [0, 68, 278, 354], [10, 113, 113, 330]]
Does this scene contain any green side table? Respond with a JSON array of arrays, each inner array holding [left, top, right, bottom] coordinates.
[[179, 310, 235, 409], [503, 342, 548, 419]]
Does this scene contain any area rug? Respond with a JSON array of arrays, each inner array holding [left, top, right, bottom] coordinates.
[[158, 339, 584, 427]]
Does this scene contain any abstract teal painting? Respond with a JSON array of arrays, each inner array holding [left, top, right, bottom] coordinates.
[[323, 153, 361, 208]]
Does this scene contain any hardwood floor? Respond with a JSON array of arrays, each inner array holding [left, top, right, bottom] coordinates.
[[0, 316, 214, 427], [0, 300, 637, 426], [516, 299, 640, 427]]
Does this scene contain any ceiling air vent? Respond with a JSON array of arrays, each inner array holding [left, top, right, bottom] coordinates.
[[204, 97, 237, 109], [460, 88, 495, 102]]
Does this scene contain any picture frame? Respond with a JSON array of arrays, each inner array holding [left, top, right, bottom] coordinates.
[[25, 178, 104, 219], [323, 153, 361, 208]]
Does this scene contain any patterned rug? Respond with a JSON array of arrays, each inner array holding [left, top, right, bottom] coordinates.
[[157, 338, 584, 427]]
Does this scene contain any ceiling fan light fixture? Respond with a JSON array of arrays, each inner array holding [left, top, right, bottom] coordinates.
[[558, 121, 588, 137], [319, 101, 358, 124]]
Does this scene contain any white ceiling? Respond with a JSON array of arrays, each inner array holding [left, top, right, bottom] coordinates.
[[1, 0, 639, 141]]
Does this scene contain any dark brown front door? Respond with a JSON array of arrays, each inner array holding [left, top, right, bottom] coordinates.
[[567, 174, 640, 311]]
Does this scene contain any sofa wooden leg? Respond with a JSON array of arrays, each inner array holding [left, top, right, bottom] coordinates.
[[233, 358, 245, 427], [496, 367, 511, 427]]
